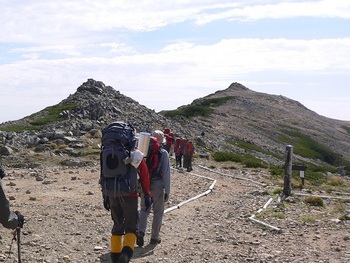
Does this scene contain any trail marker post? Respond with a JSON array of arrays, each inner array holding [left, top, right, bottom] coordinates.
[[282, 145, 293, 199]]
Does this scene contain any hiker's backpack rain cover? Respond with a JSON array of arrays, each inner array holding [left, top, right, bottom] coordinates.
[[99, 121, 138, 196]]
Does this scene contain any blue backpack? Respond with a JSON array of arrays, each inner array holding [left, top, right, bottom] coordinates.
[[99, 121, 138, 196]]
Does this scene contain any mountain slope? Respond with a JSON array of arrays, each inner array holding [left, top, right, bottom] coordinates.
[[0, 79, 349, 173], [162, 82, 350, 169]]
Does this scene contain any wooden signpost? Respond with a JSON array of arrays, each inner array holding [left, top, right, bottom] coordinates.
[[282, 145, 293, 198], [292, 165, 307, 186], [281, 145, 308, 201]]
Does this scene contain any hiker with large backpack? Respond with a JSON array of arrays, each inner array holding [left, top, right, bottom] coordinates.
[[137, 130, 171, 247], [99, 121, 152, 263], [0, 164, 25, 230]]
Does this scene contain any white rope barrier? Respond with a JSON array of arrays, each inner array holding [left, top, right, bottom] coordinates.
[[249, 197, 281, 232], [164, 169, 216, 214], [165, 166, 280, 233], [249, 216, 281, 233]]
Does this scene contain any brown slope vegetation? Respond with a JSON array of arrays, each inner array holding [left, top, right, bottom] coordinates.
[[162, 82, 350, 170]]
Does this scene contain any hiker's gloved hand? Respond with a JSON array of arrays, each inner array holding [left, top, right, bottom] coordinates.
[[144, 196, 152, 211], [103, 195, 110, 211], [164, 193, 169, 203], [15, 211, 24, 228], [0, 165, 5, 179]]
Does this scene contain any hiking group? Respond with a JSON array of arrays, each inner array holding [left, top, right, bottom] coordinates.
[[0, 121, 194, 263], [100, 121, 193, 263], [174, 137, 195, 172], [161, 127, 196, 172]]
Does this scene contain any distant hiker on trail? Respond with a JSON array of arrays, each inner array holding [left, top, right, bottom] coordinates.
[[163, 128, 173, 153], [137, 133, 171, 247], [179, 138, 187, 168], [183, 140, 195, 172], [168, 131, 175, 156], [174, 138, 185, 168], [174, 138, 181, 168], [99, 122, 152, 263], [178, 138, 187, 168], [0, 165, 24, 230]]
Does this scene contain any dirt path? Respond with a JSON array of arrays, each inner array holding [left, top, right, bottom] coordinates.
[[1, 163, 350, 263]]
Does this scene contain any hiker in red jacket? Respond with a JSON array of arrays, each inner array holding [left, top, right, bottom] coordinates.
[[174, 138, 181, 168], [183, 140, 195, 172], [137, 133, 171, 247], [179, 138, 187, 168], [164, 133, 173, 153]]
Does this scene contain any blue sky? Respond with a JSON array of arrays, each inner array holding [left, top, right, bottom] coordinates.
[[1, 0, 349, 123]]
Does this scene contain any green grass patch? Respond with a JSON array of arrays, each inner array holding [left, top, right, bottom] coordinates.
[[279, 129, 342, 166], [269, 165, 284, 177], [300, 215, 316, 223], [303, 171, 327, 186], [268, 163, 349, 189], [0, 124, 41, 132], [304, 196, 324, 207], [163, 96, 234, 118], [212, 151, 268, 168], [29, 103, 77, 126], [272, 187, 283, 195], [0, 102, 77, 132], [272, 212, 285, 219], [228, 140, 282, 159], [341, 125, 350, 135]]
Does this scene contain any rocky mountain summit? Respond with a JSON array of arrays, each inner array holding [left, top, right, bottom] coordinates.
[[0, 78, 350, 173], [179, 82, 350, 166], [0, 79, 183, 167]]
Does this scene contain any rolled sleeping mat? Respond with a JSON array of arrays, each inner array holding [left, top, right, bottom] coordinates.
[[137, 132, 151, 157]]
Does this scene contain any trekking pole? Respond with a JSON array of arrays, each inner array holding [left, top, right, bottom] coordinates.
[[16, 227, 22, 263]]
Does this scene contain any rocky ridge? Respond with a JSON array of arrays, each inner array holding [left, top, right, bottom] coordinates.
[[179, 82, 350, 166], [0, 79, 184, 168], [0, 78, 350, 170]]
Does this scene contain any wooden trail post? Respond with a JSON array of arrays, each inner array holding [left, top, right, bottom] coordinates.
[[282, 145, 293, 198]]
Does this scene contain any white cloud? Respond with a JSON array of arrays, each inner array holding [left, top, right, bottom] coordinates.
[[2, 0, 350, 44], [195, 0, 350, 24], [1, 0, 350, 122], [2, 37, 350, 86], [1, 37, 349, 117]]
